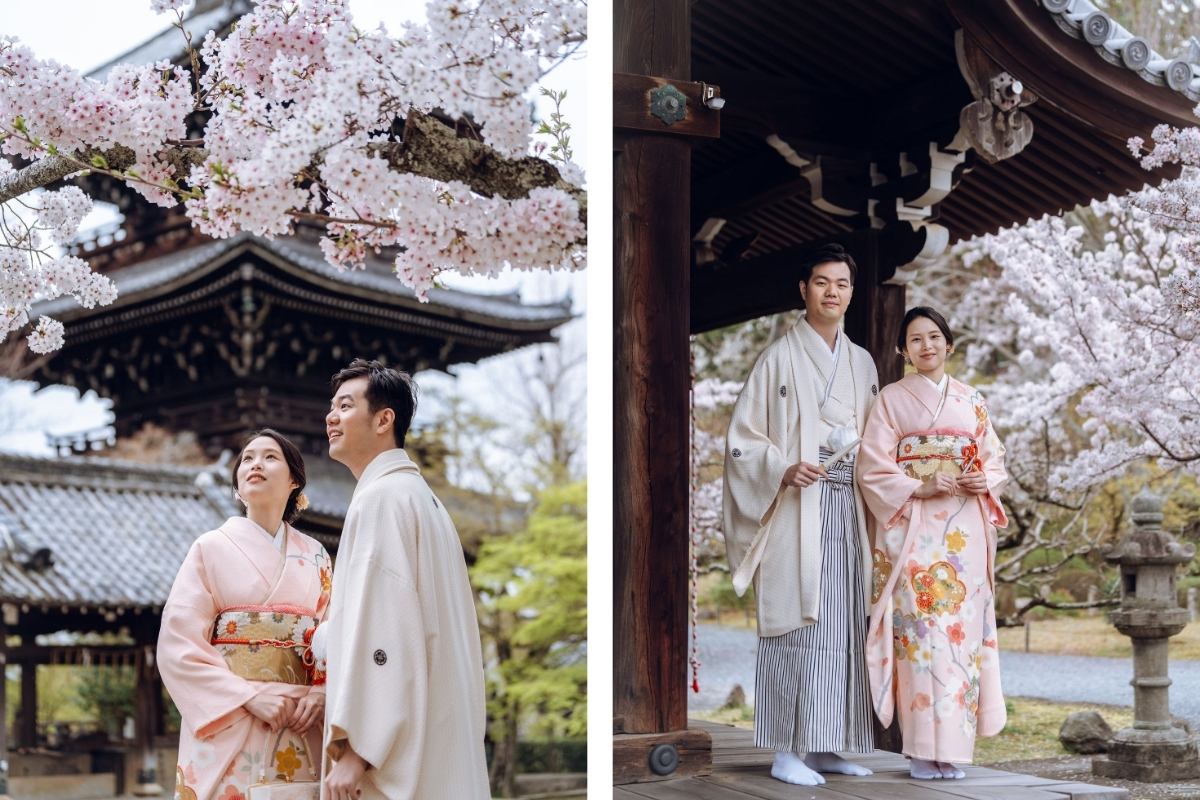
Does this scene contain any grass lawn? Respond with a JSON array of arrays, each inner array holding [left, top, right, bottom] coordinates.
[[997, 615, 1200, 659], [975, 697, 1134, 764], [692, 696, 1134, 763]]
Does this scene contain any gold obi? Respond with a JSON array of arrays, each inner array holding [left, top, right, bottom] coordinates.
[[896, 430, 980, 482], [212, 607, 324, 686]]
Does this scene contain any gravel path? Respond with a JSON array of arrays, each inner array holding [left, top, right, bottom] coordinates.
[[688, 623, 1200, 729]]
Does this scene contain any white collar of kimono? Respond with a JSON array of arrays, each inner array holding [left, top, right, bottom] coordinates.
[[919, 372, 948, 392], [246, 518, 287, 551], [799, 316, 845, 411]]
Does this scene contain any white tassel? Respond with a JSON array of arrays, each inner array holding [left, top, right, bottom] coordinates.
[[311, 623, 328, 668]]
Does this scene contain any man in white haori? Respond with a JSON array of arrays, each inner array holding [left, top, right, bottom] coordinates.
[[320, 359, 489, 800], [723, 244, 880, 787]]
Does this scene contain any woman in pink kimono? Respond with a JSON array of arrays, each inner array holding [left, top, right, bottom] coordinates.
[[160, 429, 332, 800], [857, 307, 1008, 781]]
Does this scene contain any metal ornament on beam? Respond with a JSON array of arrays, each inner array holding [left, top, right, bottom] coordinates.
[[613, 73, 722, 138]]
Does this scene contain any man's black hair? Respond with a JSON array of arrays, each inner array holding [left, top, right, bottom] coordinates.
[[798, 243, 857, 285], [331, 359, 420, 448]]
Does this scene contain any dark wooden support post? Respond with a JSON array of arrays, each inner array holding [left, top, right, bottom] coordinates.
[[840, 235, 907, 389], [18, 663, 35, 750], [132, 646, 163, 796], [614, 0, 714, 785], [840, 234, 906, 753], [0, 620, 8, 797]]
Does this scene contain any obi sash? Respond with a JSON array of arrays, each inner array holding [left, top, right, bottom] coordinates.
[[896, 429, 980, 481], [212, 606, 325, 686]]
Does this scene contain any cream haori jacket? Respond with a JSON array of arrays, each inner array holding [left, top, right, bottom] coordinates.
[[723, 319, 879, 638], [321, 448, 489, 800]]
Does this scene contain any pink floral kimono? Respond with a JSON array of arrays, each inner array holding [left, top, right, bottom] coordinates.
[[856, 374, 1008, 762], [159, 517, 331, 800]]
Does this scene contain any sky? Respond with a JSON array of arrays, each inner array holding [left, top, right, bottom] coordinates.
[[0, 0, 588, 463]]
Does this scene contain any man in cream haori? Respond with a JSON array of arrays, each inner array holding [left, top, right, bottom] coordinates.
[[320, 359, 489, 800], [723, 243, 880, 787]]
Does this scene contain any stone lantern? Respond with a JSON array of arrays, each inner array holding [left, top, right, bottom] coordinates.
[[1093, 487, 1200, 782]]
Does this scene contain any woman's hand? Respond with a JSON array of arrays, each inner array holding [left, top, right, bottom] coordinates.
[[244, 693, 297, 731], [287, 691, 326, 735], [913, 473, 957, 499], [956, 471, 989, 496]]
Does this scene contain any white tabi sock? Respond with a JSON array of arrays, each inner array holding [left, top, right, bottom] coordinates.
[[909, 758, 943, 780], [804, 752, 873, 776], [771, 752, 825, 786], [937, 761, 965, 779]]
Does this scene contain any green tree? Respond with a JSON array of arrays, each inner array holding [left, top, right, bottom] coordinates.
[[471, 481, 587, 798], [76, 667, 136, 739]]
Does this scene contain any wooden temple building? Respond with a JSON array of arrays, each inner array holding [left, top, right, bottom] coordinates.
[[614, 0, 1199, 789], [0, 1, 572, 796]]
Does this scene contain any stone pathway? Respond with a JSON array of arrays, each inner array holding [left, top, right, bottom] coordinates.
[[688, 624, 1200, 729]]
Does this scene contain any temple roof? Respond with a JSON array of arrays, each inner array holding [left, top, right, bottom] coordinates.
[[35, 232, 574, 335], [1043, 1, 1200, 102], [686, 0, 1200, 332], [86, 0, 248, 79], [0, 449, 510, 611], [0, 453, 232, 609]]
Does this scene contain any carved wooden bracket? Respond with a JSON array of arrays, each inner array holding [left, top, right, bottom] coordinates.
[[952, 29, 1038, 163]]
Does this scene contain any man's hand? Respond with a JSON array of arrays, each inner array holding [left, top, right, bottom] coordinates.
[[286, 691, 325, 735], [244, 693, 297, 731], [913, 473, 957, 499], [781, 461, 828, 489], [956, 471, 989, 496], [325, 742, 369, 800]]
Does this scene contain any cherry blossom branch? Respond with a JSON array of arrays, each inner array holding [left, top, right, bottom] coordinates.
[[0, 110, 585, 226]]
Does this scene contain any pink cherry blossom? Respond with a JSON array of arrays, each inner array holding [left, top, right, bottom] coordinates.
[[0, 0, 586, 352]]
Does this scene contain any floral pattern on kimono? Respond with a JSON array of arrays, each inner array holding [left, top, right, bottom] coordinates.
[[856, 374, 1008, 763], [160, 518, 330, 800]]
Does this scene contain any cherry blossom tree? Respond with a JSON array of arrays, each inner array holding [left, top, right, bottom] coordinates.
[[0, 0, 587, 354]]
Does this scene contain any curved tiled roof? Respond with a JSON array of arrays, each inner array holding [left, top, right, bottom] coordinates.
[[33, 232, 575, 331], [85, 0, 249, 79], [1043, 0, 1200, 101], [0, 453, 236, 608]]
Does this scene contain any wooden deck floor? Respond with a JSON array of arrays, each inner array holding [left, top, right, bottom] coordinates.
[[614, 720, 1130, 800]]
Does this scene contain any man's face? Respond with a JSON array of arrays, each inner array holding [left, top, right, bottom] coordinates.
[[799, 261, 854, 325], [326, 377, 375, 465]]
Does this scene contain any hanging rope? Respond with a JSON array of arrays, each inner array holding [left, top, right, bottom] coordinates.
[[689, 337, 701, 694]]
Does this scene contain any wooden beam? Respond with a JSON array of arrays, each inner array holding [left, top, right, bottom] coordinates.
[[615, 0, 695, 748], [696, 64, 971, 151], [613, 728, 713, 784], [691, 151, 809, 229], [691, 224, 926, 337], [614, 73, 721, 138]]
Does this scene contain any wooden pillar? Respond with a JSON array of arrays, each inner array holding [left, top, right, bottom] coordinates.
[[17, 663, 34, 749], [0, 620, 8, 797], [842, 232, 907, 388], [132, 647, 163, 796], [614, 0, 714, 784], [840, 232, 906, 752], [614, 0, 691, 736]]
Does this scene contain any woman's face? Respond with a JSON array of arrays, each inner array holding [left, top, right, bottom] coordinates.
[[902, 316, 949, 373], [236, 436, 298, 512]]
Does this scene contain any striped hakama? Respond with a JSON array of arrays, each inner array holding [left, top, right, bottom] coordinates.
[[753, 449, 874, 754]]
